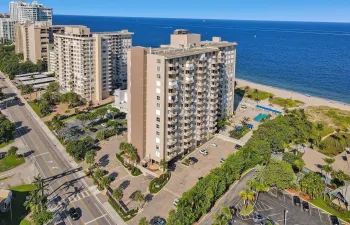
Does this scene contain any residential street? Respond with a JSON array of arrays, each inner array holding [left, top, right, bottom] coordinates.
[[0, 74, 116, 225]]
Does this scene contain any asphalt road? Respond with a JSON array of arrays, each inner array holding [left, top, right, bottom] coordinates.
[[0, 76, 115, 225]]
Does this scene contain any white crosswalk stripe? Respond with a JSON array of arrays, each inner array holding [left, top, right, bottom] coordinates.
[[67, 190, 91, 203]]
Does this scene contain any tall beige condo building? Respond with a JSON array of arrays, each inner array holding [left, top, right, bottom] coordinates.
[[9, 0, 52, 25], [14, 22, 65, 63], [53, 27, 132, 102], [128, 29, 236, 164]]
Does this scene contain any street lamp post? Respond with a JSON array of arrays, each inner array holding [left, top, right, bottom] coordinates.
[[284, 209, 288, 225]]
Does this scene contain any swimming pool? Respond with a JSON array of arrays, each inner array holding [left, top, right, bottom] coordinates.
[[254, 113, 268, 122]]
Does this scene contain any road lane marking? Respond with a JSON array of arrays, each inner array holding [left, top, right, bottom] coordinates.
[[31, 152, 50, 158], [84, 214, 107, 225]]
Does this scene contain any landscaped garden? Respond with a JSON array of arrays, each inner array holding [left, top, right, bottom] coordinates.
[[149, 171, 171, 194], [116, 142, 142, 177], [0, 146, 25, 173], [235, 86, 274, 101], [0, 184, 35, 225], [318, 133, 350, 157]]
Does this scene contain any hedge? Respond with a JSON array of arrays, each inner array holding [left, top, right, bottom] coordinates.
[[96, 129, 117, 141], [149, 171, 171, 194], [116, 152, 142, 176]]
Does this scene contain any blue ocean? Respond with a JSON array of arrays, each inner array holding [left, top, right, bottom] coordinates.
[[54, 15, 350, 104]]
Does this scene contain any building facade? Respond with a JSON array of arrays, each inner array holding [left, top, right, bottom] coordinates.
[[52, 27, 133, 102], [0, 18, 15, 43], [14, 22, 65, 63], [128, 29, 236, 164], [9, 0, 52, 25]]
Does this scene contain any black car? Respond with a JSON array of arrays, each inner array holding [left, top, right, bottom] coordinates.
[[302, 201, 310, 211], [69, 207, 80, 221], [89, 127, 98, 132], [293, 196, 301, 206], [189, 157, 198, 164], [330, 215, 340, 225]]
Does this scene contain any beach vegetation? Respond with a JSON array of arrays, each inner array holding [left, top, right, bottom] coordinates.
[[269, 97, 304, 108], [306, 106, 350, 131], [318, 133, 350, 157], [235, 86, 274, 101]]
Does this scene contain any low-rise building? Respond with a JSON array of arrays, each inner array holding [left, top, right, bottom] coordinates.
[[0, 190, 12, 213], [0, 18, 15, 43]]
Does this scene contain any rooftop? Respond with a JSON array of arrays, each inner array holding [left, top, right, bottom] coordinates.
[[151, 41, 236, 58], [93, 30, 134, 36]]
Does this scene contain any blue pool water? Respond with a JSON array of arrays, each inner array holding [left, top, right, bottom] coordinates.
[[254, 113, 268, 122]]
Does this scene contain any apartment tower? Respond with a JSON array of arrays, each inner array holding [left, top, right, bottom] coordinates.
[[0, 18, 15, 43], [14, 22, 65, 63], [53, 27, 133, 102], [9, 0, 52, 25], [128, 29, 236, 164]]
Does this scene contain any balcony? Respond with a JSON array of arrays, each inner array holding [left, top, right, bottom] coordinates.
[[197, 69, 205, 74], [211, 82, 219, 88], [168, 91, 178, 97], [183, 98, 192, 103], [210, 93, 219, 99], [168, 76, 176, 82], [168, 119, 177, 125], [184, 77, 194, 84], [168, 70, 178, 75], [197, 75, 205, 81], [184, 91, 192, 98], [183, 110, 192, 117], [184, 85, 193, 91], [184, 135, 192, 142], [168, 96, 178, 103], [167, 139, 177, 145], [168, 126, 176, 132], [168, 81, 178, 88], [209, 64, 217, 70], [183, 117, 192, 124]]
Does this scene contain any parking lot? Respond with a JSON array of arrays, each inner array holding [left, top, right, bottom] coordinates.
[[129, 137, 238, 225], [234, 190, 335, 225]]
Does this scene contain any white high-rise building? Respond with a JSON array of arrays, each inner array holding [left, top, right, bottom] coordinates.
[[0, 18, 15, 43], [9, 0, 52, 25]]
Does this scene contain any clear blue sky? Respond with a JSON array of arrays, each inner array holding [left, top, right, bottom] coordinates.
[[1, 0, 350, 22]]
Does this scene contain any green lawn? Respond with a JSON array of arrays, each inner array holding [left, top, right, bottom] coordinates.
[[319, 133, 350, 157], [311, 198, 350, 222], [20, 219, 31, 225], [0, 138, 15, 149], [269, 97, 304, 108], [0, 184, 35, 225], [28, 101, 43, 118], [0, 155, 25, 173]]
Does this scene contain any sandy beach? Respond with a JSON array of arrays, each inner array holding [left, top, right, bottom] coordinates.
[[236, 78, 350, 111]]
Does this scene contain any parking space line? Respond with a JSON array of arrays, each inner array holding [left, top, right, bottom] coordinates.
[[84, 214, 107, 225], [318, 208, 323, 222]]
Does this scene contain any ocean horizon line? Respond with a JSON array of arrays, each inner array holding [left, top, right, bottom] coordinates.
[[53, 14, 350, 24]]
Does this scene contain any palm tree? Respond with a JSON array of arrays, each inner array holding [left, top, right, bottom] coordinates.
[[246, 179, 268, 201], [239, 188, 255, 207], [113, 187, 124, 202], [138, 217, 149, 225], [212, 206, 232, 225], [293, 159, 305, 172], [323, 157, 335, 166], [323, 164, 333, 185], [85, 150, 96, 167], [101, 176, 111, 189], [133, 190, 145, 209], [241, 117, 250, 126], [159, 159, 168, 173]]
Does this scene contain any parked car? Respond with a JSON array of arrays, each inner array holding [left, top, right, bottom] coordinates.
[[173, 199, 179, 206], [151, 217, 166, 225], [69, 207, 80, 221], [253, 214, 265, 223], [220, 157, 225, 163], [89, 127, 98, 132], [199, 149, 208, 155], [293, 196, 301, 206], [260, 219, 275, 225], [330, 215, 340, 225], [189, 157, 198, 164], [101, 123, 107, 127], [235, 145, 242, 150], [198, 177, 203, 180], [302, 201, 310, 211], [210, 143, 217, 147]]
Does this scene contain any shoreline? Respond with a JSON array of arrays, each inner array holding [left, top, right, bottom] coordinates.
[[236, 78, 350, 111]]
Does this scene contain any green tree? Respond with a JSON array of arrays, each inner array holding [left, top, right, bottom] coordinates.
[[246, 179, 268, 201], [262, 159, 296, 190], [113, 187, 124, 201], [239, 188, 255, 207], [32, 210, 54, 225], [160, 159, 168, 172], [133, 190, 145, 208], [138, 217, 149, 225], [0, 113, 15, 142], [331, 170, 350, 187], [101, 176, 111, 189], [212, 206, 232, 225], [66, 136, 95, 161], [85, 150, 96, 166], [107, 106, 120, 119], [300, 172, 325, 199], [7, 146, 18, 156], [46, 81, 60, 93], [76, 113, 90, 127], [48, 114, 64, 131]]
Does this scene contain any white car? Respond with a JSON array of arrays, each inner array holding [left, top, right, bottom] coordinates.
[[101, 123, 107, 127], [199, 149, 208, 155], [220, 157, 225, 163], [173, 199, 179, 206], [210, 143, 217, 147]]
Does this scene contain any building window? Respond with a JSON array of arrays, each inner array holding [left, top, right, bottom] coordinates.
[[156, 145, 159, 150], [157, 59, 161, 63], [157, 74, 161, 79], [156, 124, 160, 129], [157, 103, 160, 108], [156, 131, 160, 136], [156, 117, 160, 122], [157, 96, 160, 101]]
